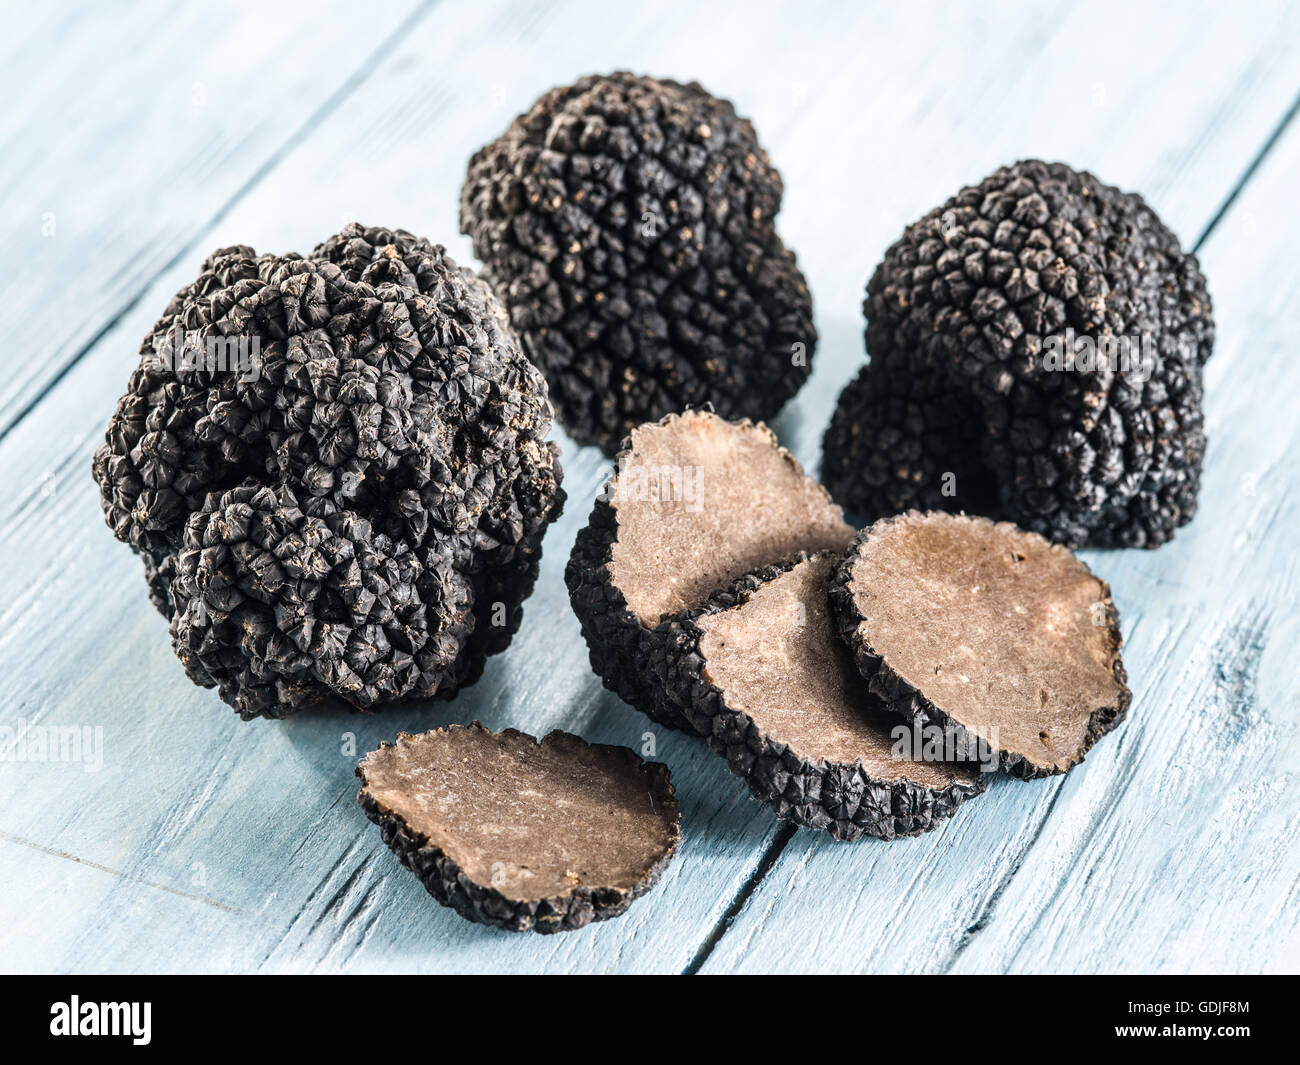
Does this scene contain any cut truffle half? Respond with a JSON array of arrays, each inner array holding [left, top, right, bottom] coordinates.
[[830, 512, 1131, 779], [656, 553, 986, 840], [567, 410, 853, 733], [356, 724, 680, 933]]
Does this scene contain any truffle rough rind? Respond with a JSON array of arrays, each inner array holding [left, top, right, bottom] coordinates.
[[822, 160, 1214, 548], [829, 512, 1132, 779], [356, 724, 680, 933], [92, 224, 564, 719], [568, 490, 670, 721], [461, 72, 815, 455], [566, 410, 850, 734], [655, 555, 987, 839]]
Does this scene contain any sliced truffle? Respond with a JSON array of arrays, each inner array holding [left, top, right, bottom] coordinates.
[[92, 224, 564, 719], [822, 159, 1214, 548], [357, 724, 680, 933], [567, 410, 853, 732], [461, 72, 816, 455], [830, 512, 1131, 779], [657, 553, 986, 840]]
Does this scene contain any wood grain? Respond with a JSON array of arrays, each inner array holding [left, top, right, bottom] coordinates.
[[0, 0, 1296, 974], [0, 0, 426, 439]]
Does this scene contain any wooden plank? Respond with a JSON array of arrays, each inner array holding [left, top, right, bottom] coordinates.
[[0, 0, 426, 440], [1, 0, 1297, 973]]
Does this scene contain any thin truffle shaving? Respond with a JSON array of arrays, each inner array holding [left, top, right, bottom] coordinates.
[[658, 553, 986, 840], [360, 726, 676, 899], [357, 725, 680, 933], [698, 555, 967, 790], [833, 512, 1131, 777], [609, 410, 853, 625]]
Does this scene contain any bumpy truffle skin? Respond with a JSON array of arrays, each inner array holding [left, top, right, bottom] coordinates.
[[356, 725, 681, 934], [92, 224, 564, 719], [461, 72, 816, 455], [567, 490, 678, 725], [822, 160, 1214, 548], [829, 514, 1132, 779], [655, 558, 987, 840]]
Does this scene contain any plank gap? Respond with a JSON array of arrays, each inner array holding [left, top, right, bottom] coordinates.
[[942, 781, 1066, 971], [1193, 84, 1300, 252], [682, 822, 797, 976], [0, 830, 242, 915]]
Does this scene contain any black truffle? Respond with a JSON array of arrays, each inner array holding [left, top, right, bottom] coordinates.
[[655, 553, 986, 839], [92, 224, 564, 719], [822, 160, 1214, 548], [461, 72, 816, 455], [356, 724, 681, 933], [566, 410, 852, 733], [830, 511, 1131, 779]]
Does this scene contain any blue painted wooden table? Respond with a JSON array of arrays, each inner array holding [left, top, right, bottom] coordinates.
[[2, 0, 1297, 974]]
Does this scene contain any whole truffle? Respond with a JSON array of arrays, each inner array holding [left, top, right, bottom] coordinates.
[[92, 224, 565, 719], [461, 72, 816, 455], [822, 160, 1214, 548]]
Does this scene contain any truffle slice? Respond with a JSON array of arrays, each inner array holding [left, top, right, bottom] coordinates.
[[357, 724, 680, 933], [830, 512, 1131, 779], [658, 553, 985, 840], [461, 72, 816, 455], [822, 159, 1214, 548], [567, 410, 853, 732]]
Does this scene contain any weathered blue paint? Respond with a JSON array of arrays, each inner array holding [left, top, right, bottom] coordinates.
[[0, 0, 1296, 974]]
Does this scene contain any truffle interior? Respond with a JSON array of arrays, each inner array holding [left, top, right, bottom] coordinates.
[[359, 726, 678, 901], [698, 554, 977, 788], [845, 512, 1125, 771], [609, 411, 853, 625]]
